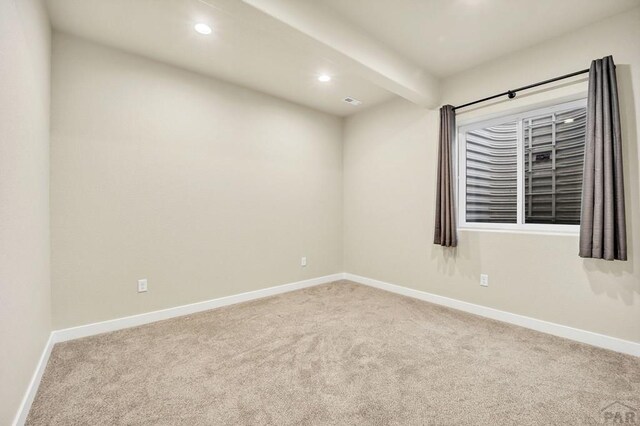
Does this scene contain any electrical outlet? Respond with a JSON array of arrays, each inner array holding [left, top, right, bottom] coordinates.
[[480, 274, 489, 287], [301, 257, 307, 267], [138, 278, 148, 293]]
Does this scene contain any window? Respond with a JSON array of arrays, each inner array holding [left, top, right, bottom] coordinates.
[[457, 98, 587, 233]]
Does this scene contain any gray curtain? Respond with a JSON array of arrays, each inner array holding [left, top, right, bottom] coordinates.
[[579, 56, 627, 261], [434, 105, 457, 247]]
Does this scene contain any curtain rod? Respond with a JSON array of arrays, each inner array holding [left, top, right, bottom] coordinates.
[[453, 68, 590, 111]]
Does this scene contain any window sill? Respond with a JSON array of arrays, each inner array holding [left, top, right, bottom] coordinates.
[[458, 227, 579, 237]]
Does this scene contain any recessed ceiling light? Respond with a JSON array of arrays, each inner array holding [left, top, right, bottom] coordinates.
[[194, 23, 212, 35], [318, 74, 331, 82]]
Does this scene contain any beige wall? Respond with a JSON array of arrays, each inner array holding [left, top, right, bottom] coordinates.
[[3, 5, 637, 423], [343, 9, 640, 343], [51, 34, 343, 329], [0, 0, 51, 423]]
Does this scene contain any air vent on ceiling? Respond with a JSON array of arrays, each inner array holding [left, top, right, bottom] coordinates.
[[343, 97, 362, 106]]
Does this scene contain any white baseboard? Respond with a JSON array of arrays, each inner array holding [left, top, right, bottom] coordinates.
[[344, 273, 640, 357], [13, 273, 343, 425], [15, 271, 638, 425], [12, 333, 55, 426], [52, 273, 344, 343]]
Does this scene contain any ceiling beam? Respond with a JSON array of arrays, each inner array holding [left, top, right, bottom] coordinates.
[[208, 0, 440, 108]]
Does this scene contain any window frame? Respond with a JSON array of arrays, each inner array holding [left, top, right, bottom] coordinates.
[[456, 97, 587, 235]]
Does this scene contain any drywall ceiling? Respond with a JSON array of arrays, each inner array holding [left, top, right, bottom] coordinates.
[[46, 0, 640, 115], [45, 0, 397, 116], [318, 0, 640, 77]]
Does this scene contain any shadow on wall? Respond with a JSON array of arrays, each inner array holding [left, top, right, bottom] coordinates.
[[429, 233, 484, 283], [423, 107, 483, 284], [427, 81, 594, 284], [584, 64, 639, 306], [427, 65, 638, 308]]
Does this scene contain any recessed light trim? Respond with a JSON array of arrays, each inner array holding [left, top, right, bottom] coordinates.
[[194, 23, 212, 35], [318, 74, 331, 82]]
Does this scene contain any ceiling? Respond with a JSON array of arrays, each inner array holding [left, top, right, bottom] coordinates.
[[45, 0, 396, 116], [46, 0, 640, 116], [318, 0, 640, 77]]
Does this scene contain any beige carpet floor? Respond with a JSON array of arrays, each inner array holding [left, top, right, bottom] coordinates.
[[27, 281, 639, 425]]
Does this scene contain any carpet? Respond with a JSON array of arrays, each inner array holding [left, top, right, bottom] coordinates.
[[27, 280, 640, 425]]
